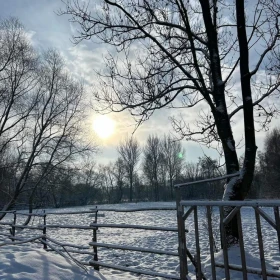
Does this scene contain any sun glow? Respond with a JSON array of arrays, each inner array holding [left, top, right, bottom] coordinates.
[[93, 115, 115, 139]]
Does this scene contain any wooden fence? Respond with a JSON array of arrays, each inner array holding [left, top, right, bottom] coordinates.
[[1, 178, 280, 280], [0, 206, 184, 280], [175, 174, 280, 280]]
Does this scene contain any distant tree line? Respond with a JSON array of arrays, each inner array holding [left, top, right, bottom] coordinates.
[[2, 128, 279, 210], [254, 128, 280, 198]]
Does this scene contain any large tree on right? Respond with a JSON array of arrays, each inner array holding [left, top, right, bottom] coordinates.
[[62, 0, 280, 244]]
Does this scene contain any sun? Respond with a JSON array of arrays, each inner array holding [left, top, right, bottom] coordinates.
[[93, 115, 115, 139]]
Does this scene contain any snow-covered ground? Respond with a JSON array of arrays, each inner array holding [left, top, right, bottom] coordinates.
[[0, 201, 280, 279], [0, 244, 103, 279]]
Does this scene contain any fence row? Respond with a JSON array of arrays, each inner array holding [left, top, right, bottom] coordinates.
[[1, 180, 280, 280], [0, 206, 184, 279]]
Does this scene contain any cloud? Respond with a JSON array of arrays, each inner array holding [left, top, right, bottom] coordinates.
[[25, 29, 36, 43], [2, 0, 278, 166]]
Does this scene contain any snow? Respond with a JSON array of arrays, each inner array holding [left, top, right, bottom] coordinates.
[[175, 172, 240, 188], [0, 201, 280, 280], [204, 246, 280, 279], [222, 175, 240, 201], [89, 241, 178, 256], [0, 244, 103, 280], [222, 168, 247, 201]]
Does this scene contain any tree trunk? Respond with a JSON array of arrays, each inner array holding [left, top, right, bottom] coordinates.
[[169, 173, 173, 200], [220, 0, 257, 246], [129, 172, 133, 202], [118, 184, 123, 202], [200, 0, 257, 245]]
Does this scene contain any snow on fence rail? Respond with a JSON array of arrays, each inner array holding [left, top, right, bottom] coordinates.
[[174, 172, 240, 189], [90, 223, 181, 232], [91, 206, 176, 212]]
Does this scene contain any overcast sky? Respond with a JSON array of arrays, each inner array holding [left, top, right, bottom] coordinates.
[[0, 0, 278, 166]]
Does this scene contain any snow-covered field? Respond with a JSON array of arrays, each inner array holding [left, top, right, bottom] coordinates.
[[0, 201, 280, 279]]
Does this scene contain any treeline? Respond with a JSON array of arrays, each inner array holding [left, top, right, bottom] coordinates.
[[3, 128, 279, 210], [254, 128, 280, 198]]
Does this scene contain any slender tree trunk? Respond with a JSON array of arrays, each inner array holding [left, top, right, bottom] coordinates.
[[118, 184, 123, 202], [51, 185, 59, 208], [235, 0, 257, 197], [129, 172, 133, 202], [169, 172, 173, 200]]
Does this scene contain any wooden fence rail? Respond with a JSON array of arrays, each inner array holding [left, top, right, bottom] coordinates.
[[87, 207, 185, 279]]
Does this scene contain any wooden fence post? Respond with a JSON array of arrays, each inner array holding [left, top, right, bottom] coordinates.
[[206, 206, 216, 280], [236, 208, 247, 280], [255, 207, 267, 280], [92, 206, 99, 270], [274, 206, 280, 252], [175, 187, 188, 280], [43, 210, 47, 250], [219, 206, 230, 280], [194, 206, 202, 279]]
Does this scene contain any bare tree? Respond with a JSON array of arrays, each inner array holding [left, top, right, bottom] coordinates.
[[143, 135, 164, 201], [80, 160, 103, 204], [0, 18, 38, 156], [198, 156, 221, 178], [0, 18, 39, 212], [98, 164, 115, 203], [118, 137, 141, 202], [162, 134, 184, 199], [70, 159, 100, 205], [183, 162, 201, 182], [112, 157, 126, 202], [33, 165, 74, 208], [61, 0, 280, 243], [0, 34, 95, 216], [198, 155, 222, 198]]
